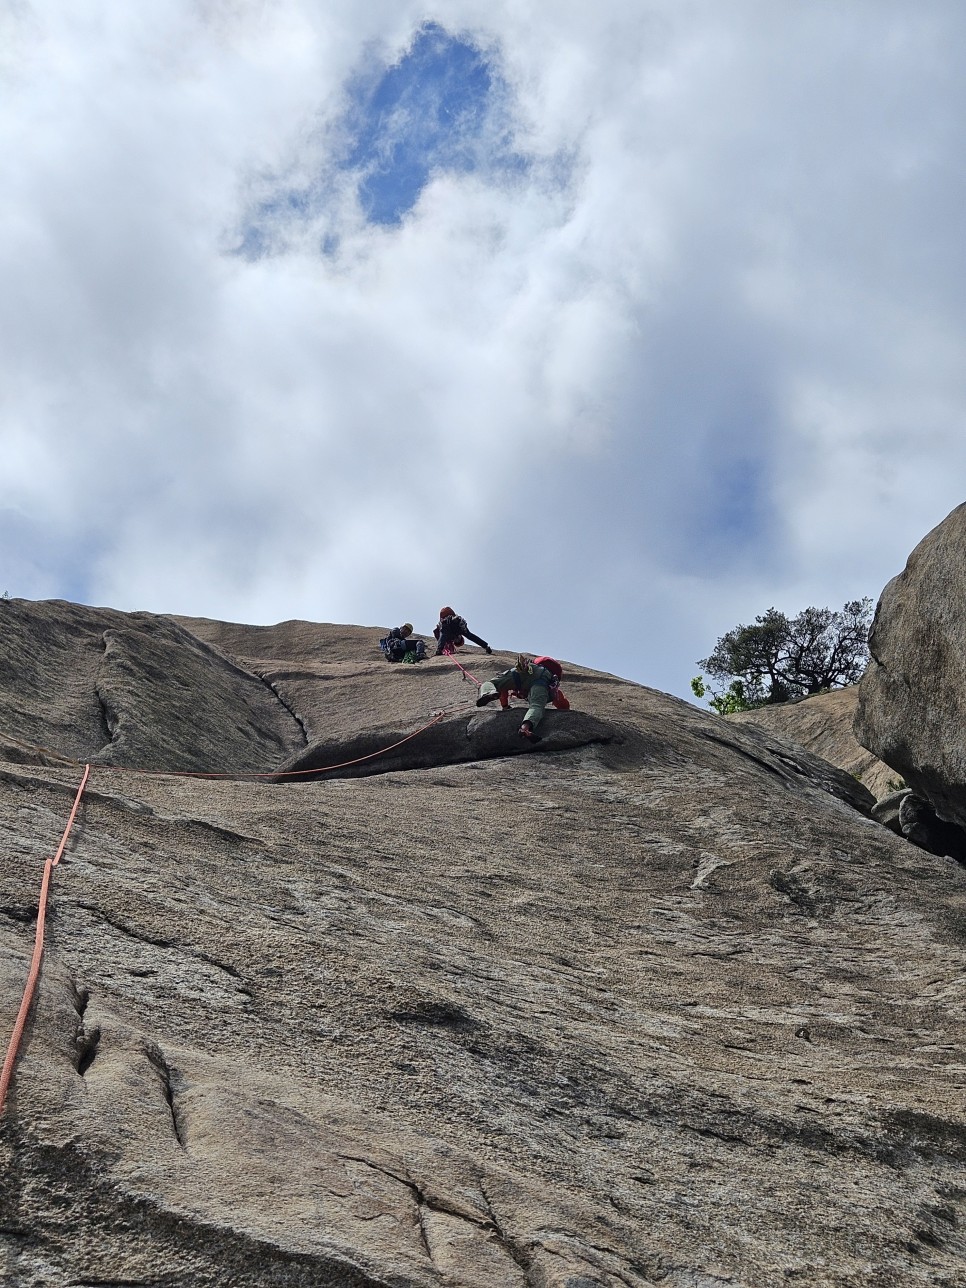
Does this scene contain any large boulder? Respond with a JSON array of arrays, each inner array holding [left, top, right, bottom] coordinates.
[[855, 501, 966, 830], [2, 600, 966, 1286]]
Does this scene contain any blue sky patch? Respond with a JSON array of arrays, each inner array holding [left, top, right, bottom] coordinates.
[[236, 22, 526, 254], [342, 23, 512, 226]]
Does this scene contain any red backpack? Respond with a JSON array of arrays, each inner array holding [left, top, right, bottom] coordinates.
[[533, 656, 563, 683]]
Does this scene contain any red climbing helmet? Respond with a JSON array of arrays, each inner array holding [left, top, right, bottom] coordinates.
[[439, 606, 455, 619]]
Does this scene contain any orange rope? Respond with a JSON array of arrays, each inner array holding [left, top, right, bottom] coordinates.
[[0, 697, 480, 1115], [95, 705, 465, 781], [0, 763, 90, 1118], [269, 710, 452, 777]]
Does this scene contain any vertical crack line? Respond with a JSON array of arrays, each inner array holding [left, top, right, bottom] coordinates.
[[74, 1026, 101, 1077], [71, 983, 99, 1077], [145, 1043, 186, 1149], [480, 1179, 537, 1285], [93, 684, 116, 749], [94, 631, 119, 750], [413, 1195, 434, 1267], [254, 668, 310, 749]]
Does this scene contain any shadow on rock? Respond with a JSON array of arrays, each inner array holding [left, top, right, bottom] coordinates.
[[271, 709, 617, 782], [899, 793, 966, 863]]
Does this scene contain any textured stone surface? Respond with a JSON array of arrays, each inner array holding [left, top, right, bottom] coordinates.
[[871, 789, 910, 835], [855, 502, 966, 829], [730, 686, 897, 800], [1, 599, 965, 1287]]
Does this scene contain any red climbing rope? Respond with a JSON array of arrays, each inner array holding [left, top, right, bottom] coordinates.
[[441, 649, 484, 688], [0, 763, 91, 1118]]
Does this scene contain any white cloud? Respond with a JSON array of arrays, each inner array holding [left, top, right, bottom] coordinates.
[[2, 0, 965, 698]]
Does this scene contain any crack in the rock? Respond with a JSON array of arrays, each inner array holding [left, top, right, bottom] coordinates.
[[337, 1154, 526, 1274], [337, 1155, 439, 1264], [74, 1026, 100, 1076], [73, 904, 251, 997], [693, 1124, 751, 1146], [698, 731, 788, 780], [251, 667, 310, 749], [93, 632, 119, 750], [338, 1154, 491, 1228], [66, 1280, 176, 1286], [195, 951, 243, 982], [93, 688, 116, 752], [69, 983, 100, 1076], [145, 1044, 186, 1149], [531, 1227, 663, 1285], [412, 1199, 434, 1266], [159, 620, 303, 760], [194, 951, 254, 999], [480, 1180, 537, 1285], [74, 903, 176, 950]]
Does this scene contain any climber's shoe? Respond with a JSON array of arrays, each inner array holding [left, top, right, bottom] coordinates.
[[519, 721, 541, 742], [476, 691, 499, 707]]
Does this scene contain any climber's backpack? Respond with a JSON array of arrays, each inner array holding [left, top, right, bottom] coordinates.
[[533, 656, 563, 685], [381, 635, 409, 663]]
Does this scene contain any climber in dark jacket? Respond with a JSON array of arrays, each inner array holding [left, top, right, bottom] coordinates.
[[433, 607, 492, 656], [379, 624, 426, 662]]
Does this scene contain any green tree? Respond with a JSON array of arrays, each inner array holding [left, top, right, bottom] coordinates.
[[696, 598, 874, 708], [690, 675, 753, 715]]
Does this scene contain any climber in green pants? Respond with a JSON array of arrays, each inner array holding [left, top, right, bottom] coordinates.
[[475, 654, 568, 742]]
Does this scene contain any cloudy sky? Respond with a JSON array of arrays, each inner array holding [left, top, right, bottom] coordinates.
[[3, 1, 964, 701]]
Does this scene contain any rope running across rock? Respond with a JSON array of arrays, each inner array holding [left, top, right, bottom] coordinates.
[[0, 688, 479, 1117]]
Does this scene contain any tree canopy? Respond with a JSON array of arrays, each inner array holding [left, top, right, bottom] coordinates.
[[694, 598, 874, 709]]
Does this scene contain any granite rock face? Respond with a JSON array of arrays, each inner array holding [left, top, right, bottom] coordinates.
[[855, 501, 966, 831], [1, 599, 965, 1287], [730, 686, 897, 800]]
